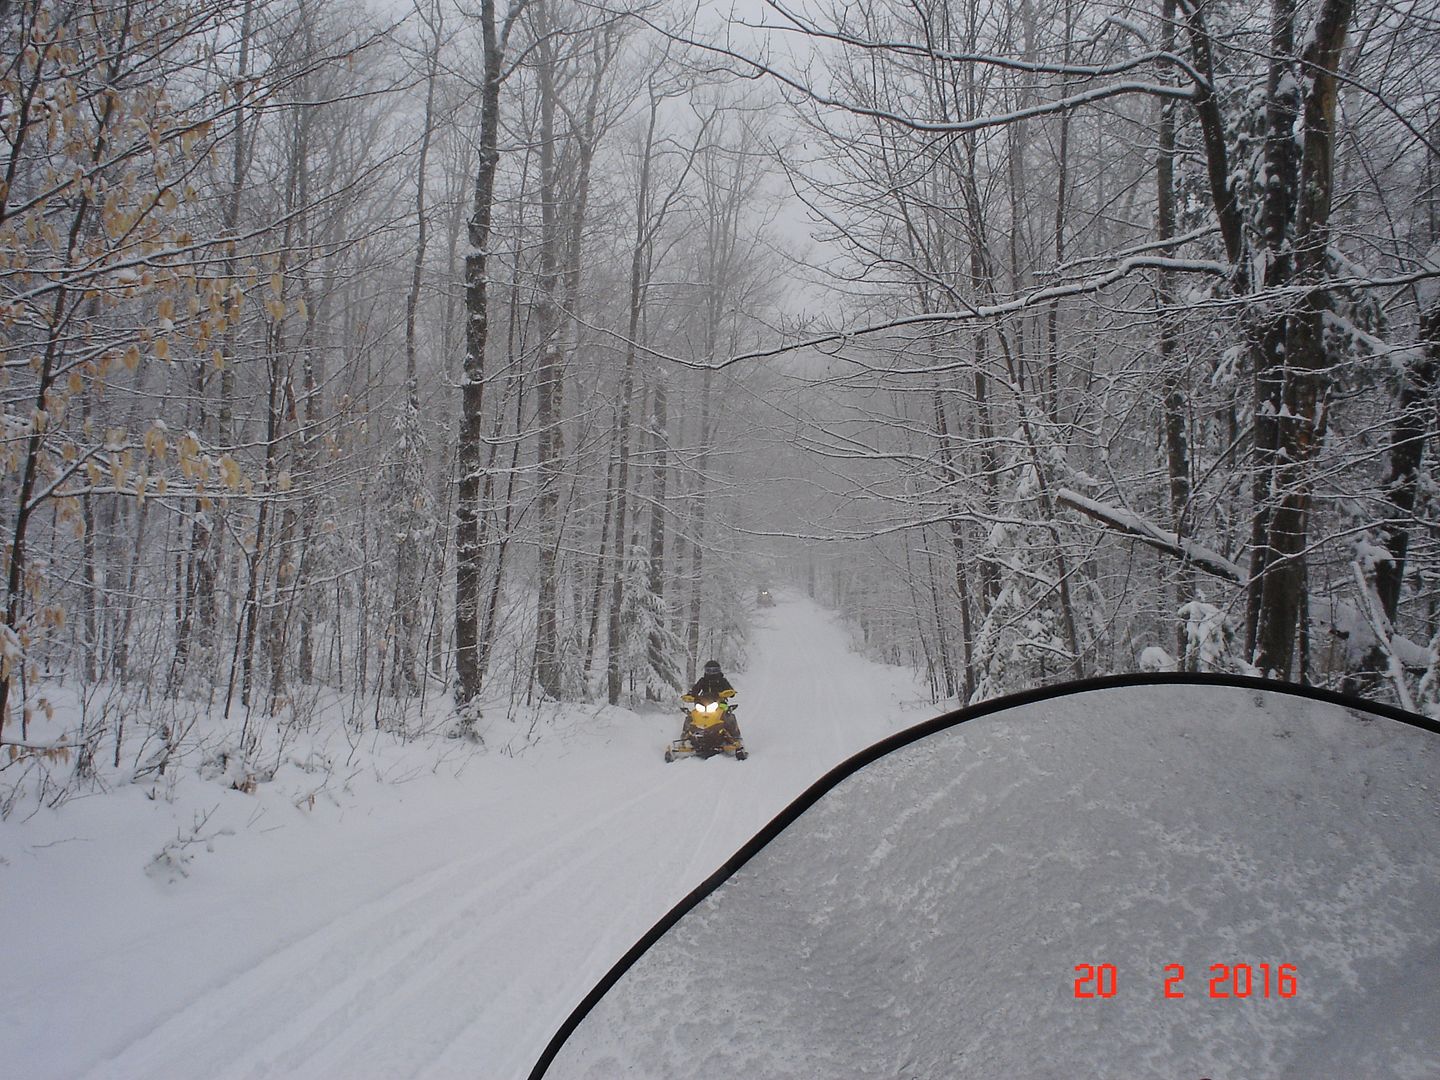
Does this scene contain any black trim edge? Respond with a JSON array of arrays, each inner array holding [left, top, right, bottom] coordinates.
[[526, 673, 1438, 1078]]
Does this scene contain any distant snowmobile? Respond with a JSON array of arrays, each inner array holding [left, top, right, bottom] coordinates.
[[666, 689, 748, 761], [757, 588, 775, 607]]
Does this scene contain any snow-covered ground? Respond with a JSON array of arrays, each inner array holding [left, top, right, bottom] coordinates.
[[1, 594, 929, 1079], [11, 594, 1437, 1080]]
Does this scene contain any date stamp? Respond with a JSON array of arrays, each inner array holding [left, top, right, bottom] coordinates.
[[1073, 963, 1298, 1000]]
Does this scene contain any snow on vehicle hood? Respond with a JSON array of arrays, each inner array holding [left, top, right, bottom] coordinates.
[[533, 676, 1440, 1080]]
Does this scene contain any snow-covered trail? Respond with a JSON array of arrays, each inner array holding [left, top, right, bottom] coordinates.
[[5, 594, 927, 1080]]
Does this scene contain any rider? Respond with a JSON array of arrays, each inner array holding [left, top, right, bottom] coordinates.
[[687, 659, 741, 741]]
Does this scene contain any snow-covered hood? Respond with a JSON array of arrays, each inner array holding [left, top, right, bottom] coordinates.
[[535, 676, 1440, 1079]]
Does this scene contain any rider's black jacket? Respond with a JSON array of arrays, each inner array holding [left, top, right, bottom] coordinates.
[[688, 671, 735, 701]]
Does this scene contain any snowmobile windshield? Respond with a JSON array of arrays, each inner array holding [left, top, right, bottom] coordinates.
[[532, 677, 1440, 1080]]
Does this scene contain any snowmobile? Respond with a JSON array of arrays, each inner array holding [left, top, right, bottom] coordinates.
[[665, 689, 748, 762], [757, 588, 775, 608]]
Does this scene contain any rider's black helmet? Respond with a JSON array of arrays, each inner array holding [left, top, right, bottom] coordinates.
[[703, 659, 722, 675]]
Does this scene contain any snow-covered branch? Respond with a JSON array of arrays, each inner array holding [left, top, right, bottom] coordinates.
[[1056, 489, 1244, 584], [1351, 563, 1423, 713]]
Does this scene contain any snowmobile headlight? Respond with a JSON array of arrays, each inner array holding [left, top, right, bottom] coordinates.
[[703, 701, 720, 714]]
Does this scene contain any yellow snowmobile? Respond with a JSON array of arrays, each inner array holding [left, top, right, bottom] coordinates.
[[665, 689, 747, 762]]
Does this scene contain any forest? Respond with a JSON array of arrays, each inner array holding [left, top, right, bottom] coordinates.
[[2, 0, 1438, 811]]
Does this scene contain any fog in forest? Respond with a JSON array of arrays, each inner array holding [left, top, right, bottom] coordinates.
[[2, 0, 1439, 805]]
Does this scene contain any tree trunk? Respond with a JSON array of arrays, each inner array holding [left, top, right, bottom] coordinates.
[[932, 388, 973, 700], [685, 369, 714, 684], [645, 368, 673, 697], [607, 92, 664, 706], [392, 0, 441, 696], [1245, 0, 1303, 654], [1253, 0, 1354, 677], [532, 9, 564, 701], [583, 409, 619, 682], [1158, 0, 1193, 663], [605, 328, 639, 706], [454, 0, 507, 712]]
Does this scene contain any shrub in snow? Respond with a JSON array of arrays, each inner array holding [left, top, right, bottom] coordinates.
[[1178, 600, 1243, 673], [1138, 646, 1177, 673], [145, 807, 233, 884]]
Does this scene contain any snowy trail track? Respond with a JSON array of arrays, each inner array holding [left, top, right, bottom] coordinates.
[[12, 595, 924, 1080]]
